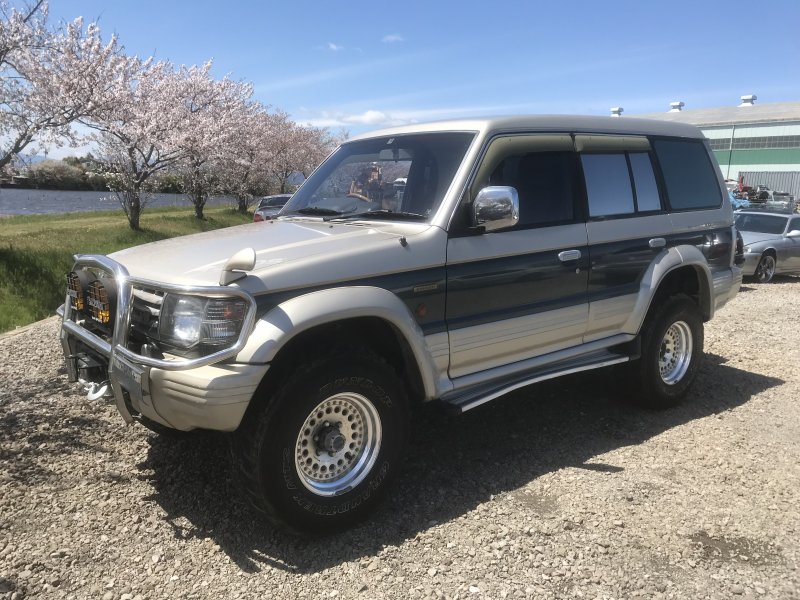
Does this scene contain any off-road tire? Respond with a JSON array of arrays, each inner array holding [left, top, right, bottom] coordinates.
[[233, 349, 408, 534], [627, 294, 704, 409]]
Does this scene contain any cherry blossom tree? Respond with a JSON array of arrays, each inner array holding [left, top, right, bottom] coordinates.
[[262, 111, 338, 194], [0, 1, 136, 170], [217, 108, 284, 213], [172, 63, 254, 219], [87, 60, 192, 230]]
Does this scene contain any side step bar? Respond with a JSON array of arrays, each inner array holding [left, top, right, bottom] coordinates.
[[441, 345, 638, 414]]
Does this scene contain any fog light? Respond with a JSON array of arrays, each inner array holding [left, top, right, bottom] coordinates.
[[66, 270, 92, 312], [86, 278, 116, 325]]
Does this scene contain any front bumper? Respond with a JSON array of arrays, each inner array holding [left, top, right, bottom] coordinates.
[[60, 255, 266, 431], [61, 314, 268, 432], [741, 253, 760, 277]]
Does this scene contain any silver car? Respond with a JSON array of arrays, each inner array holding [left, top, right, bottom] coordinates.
[[253, 194, 292, 222], [736, 209, 800, 282]]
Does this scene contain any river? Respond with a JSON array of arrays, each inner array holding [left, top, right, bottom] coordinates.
[[0, 188, 235, 216]]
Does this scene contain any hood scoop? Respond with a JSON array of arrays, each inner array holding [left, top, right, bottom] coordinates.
[[220, 247, 257, 285]]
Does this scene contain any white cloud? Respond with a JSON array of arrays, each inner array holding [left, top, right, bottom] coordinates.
[[382, 34, 404, 43], [327, 42, 343, 51]]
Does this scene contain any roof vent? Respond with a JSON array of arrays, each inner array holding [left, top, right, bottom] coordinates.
[[739, 94, 757, 107], [610, 107, 623, 117], [669, 101, 685, 112]]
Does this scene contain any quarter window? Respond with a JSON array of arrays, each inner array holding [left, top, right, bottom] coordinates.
[[653, 139, 722, 210]]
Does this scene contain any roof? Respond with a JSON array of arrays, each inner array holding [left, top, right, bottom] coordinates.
[[348, 115, 705, 142], [636, 101, 800, 128]]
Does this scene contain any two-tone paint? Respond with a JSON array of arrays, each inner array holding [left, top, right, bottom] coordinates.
[[60, 115, 742, 431]]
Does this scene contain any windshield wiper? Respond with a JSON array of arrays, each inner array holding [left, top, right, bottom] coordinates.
[[331, 209, 427, 222], [292, 207, 343, 216]]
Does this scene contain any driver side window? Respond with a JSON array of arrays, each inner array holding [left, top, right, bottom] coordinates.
[[471, 134, 579, 229]]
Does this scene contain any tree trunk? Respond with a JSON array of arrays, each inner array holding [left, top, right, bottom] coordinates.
[[237, 197, 248, 214], [193, 191, 206, 219], [128, 192, 141, 230]]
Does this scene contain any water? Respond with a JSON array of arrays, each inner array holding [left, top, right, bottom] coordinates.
[[0, 188, 236, 216]]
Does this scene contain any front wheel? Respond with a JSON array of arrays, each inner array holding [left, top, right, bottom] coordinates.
[[628, 294, 704, 409], [755, 254, 776, 283], [233, 350, 408, 533]]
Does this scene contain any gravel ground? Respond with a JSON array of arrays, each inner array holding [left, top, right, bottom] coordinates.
[[1, 278, 799, 600]]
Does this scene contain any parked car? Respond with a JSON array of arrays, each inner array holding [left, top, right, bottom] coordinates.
[[735, 208, 800, 282], [253, 194, 292, 222], [59, 115, 741, 532]]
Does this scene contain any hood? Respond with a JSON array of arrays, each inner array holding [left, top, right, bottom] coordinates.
[[739, 230, 780, 247], [109, 218, 422, 286]]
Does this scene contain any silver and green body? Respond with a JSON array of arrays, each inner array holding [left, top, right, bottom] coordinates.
[[59, 115, 742, 433]]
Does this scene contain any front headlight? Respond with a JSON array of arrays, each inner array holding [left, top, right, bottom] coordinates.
[[159, 293, 248, 350]]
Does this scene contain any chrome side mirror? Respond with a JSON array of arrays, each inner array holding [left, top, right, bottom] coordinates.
[[473, 186, 519, 232], [786, 230, 800, 238]]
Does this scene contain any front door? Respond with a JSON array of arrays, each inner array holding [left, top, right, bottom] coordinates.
[[445, 134, 589, 379]]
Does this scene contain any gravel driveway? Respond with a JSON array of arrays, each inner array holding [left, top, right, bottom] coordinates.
[[1, 279, 799, 600]]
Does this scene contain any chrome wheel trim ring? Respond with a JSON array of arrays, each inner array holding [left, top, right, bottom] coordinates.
[[659, 320, 693, 385], [294, 392, 382, 497]]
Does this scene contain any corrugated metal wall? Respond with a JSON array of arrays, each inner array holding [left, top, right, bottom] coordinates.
[[740, 171, 800, 198]]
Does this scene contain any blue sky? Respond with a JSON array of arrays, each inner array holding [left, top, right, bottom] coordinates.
[[49, 0, 800, 134]]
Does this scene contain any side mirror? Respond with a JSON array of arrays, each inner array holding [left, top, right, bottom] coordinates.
[[473, 186, 519, 233], [787, 230, 800, 238]]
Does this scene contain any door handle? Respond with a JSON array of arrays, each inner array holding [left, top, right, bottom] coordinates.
[[558, 249, 582, 262], [649, 238, 667, 249]]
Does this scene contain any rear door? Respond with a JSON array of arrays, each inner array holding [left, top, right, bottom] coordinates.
[[445, 134, 589, 379], [577, 135, 674, 342]]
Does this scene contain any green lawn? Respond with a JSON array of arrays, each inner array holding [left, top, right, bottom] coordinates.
[[0, 206, 252, 333]]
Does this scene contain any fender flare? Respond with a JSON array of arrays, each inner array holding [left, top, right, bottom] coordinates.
[[234, 286, 441, 399], [623, 245, 713, 334]]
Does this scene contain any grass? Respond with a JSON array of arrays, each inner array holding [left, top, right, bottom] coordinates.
[[0, 206, 252, 333]]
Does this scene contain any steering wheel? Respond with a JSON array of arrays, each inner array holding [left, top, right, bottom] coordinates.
[[347, 193, 371, 202]]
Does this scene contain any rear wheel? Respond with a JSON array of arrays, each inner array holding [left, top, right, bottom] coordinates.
[[233, 349, 408, 533], [628, 294, 704, 409], [755, 254, 776, 283]]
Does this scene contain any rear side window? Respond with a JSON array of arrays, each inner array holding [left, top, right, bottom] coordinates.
[[653, 139, 722, 210], [582, 154, 634, 217], [629, 153, 661, 212]]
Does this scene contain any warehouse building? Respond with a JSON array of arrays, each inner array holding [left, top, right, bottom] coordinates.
[[614, 96, 800, 198]]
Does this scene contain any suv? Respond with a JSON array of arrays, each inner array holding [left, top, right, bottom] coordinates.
[[59, 116, 741, 532]]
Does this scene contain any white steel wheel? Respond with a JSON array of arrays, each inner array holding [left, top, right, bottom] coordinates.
[[658, 320, 693, 385], [294, 392, 382, 496]]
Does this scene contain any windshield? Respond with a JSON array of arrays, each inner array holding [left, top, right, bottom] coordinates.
[[281, 132, 475, 222], [261, 196, 289, 208], [735, 213, 788, 235]]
